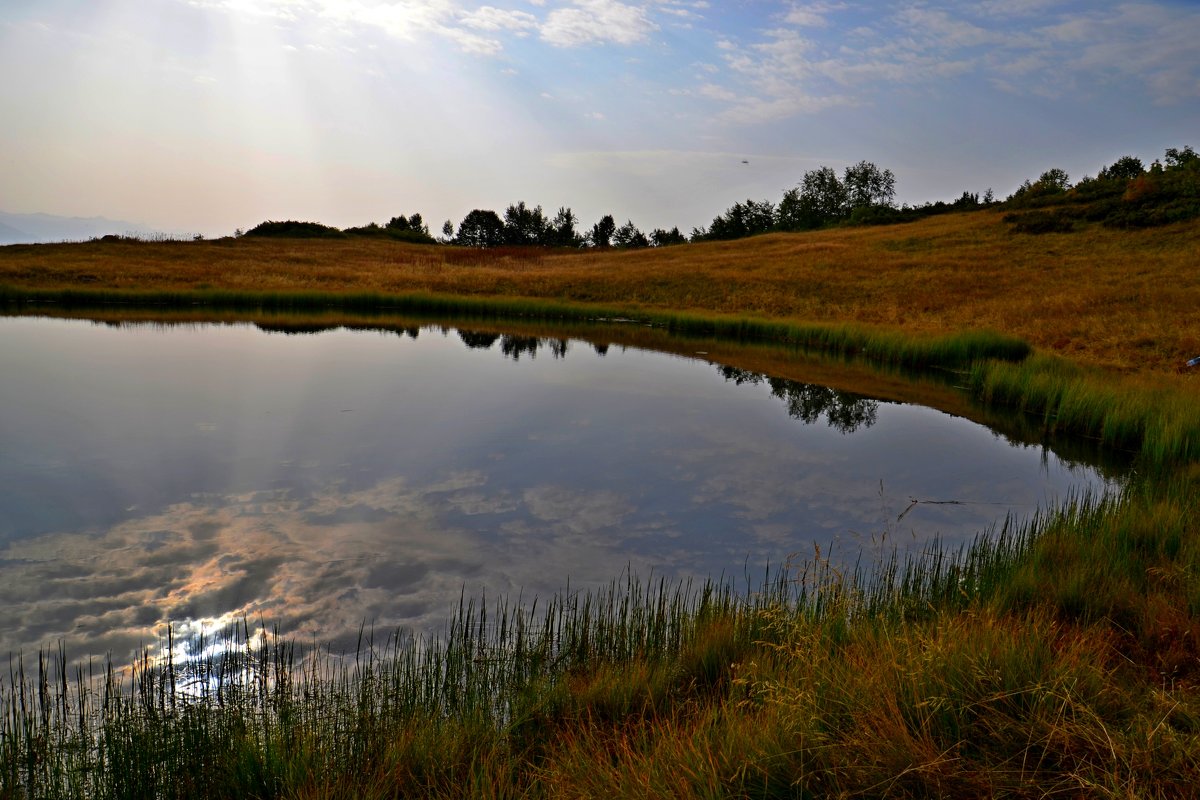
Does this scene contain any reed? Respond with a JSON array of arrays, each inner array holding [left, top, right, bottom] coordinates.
[[969, 354, 1200, 465]]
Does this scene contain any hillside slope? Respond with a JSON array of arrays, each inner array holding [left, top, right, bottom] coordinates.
[[2, 209, 1198, 377]]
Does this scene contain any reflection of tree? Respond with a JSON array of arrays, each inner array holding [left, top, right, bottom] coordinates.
[[253, 323, 331, 335], [458, 330, 501, 350], [500, 335, 541, 361], [456, 331, 571, 361], [717, 366, 879, 433]]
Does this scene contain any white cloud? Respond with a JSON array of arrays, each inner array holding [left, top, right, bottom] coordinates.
[[188, 0, 676, 54], [698, 82, 737, 102], [654, 0, 706, 23], [461, 5, 538, 33], [691, 0, 1200, 124], [541, 0, 657, 47], [782, 1, 846, 28]]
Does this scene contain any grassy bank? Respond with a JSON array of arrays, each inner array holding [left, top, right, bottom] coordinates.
[[3, 474, 1198, 798], [3, 210, 1199, 376]]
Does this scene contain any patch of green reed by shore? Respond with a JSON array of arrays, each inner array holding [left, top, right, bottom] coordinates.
[[969, 353, 1200, 466], [0, 284, 1029, 372], [3, 477, 1199, 798]]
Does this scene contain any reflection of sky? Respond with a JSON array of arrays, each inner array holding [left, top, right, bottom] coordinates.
[[0, 316, 1116, 662]]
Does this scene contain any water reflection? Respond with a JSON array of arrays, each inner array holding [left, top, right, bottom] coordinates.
[[717, 366, 880, 434], [0, 315, 1119, 665]]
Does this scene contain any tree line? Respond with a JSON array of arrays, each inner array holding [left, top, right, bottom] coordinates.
[[1002, 145, 1200, 233], [449, 203, 686, 250], [241, 144, 1197, 246]]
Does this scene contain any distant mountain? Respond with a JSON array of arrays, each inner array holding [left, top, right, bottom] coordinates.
[[0, 219, 28, 243], [0, 211, 158, 245]]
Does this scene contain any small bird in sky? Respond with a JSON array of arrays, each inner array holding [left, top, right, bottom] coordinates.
[[741, 159, 749, 164]]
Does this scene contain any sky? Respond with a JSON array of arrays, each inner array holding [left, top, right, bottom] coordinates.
[[1, 0, 1198, 238]]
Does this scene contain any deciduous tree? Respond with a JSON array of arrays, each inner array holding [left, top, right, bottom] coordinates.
[[612, 220, 649, 249], [502, 202, 548, 245], [547, 207, 582, 248], [455, 209, 504, 248], [843, 160, 896, 210], [590, 214, 616, 248]]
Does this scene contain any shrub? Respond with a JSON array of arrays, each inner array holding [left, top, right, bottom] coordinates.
[[243, 221, 345, 239]]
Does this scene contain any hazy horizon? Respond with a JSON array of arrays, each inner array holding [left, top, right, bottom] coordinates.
[[3, 0, 1198, 239]]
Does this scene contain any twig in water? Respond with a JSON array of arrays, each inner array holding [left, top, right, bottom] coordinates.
[[896, 498, 1017, 522]]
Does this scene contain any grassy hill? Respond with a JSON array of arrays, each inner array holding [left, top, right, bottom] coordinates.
[[2, 209, 1198, 377]]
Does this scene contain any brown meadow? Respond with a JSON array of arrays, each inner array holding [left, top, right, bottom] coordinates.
[[3, 209, 1199, 378]]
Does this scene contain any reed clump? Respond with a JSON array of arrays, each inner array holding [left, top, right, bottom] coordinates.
[[3, 476, 1199, 798]]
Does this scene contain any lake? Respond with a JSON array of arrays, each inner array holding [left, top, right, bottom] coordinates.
[[0, 315, 1119, 662]]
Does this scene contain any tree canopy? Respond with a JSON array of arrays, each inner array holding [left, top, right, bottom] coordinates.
[[589, 215, 616, 248], [455, 209, 505, 248]]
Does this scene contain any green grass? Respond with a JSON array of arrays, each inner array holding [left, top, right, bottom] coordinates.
[[968, 354, 1200, 466]]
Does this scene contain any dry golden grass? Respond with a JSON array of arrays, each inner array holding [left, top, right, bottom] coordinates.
[[3, 210, 1199, 378]]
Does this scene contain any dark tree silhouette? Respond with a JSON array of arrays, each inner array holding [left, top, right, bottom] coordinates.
[[702, 199, 776, 240], [502, 202, 548, 245], [778, 166, 847, 230], [500, 335, 541, 360], [547, 207, 583, 248], [458, 330, 501, 349], [455, 209, 505, 248], [717, 366, 879, 434], [1099, 156, 1144, 182], [612, 220, 649, 249], [590, 214, 616, 248], [1164, 146, 1198, 170], [650, 227, 687, 246]]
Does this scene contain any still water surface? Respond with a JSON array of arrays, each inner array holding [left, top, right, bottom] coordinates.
[[0, 316, 1117, 661]]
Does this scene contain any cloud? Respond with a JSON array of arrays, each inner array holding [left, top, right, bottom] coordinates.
[[653, 0, 708, 24], [782, 1, 847, 28], [692, 0, 1200, 124], [541, 0, 657, 47], [460, 5, 539, 33], [188, 0, 677, 55]]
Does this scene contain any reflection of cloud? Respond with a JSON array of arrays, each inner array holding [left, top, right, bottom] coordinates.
[[524, 486, 632, 534], [0, 473, 655, 666]]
